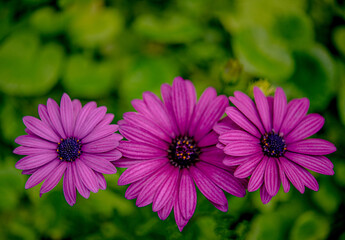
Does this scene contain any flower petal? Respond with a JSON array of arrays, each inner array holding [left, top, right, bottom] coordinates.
[[197, 161, 246, 197], [125, 180, 146, 200], [178, 169, 197, 220], [40, 162, 67, 195], [15, 153, 58, 170], [213, 116, 241, 135], [82, 134, 120, 153], [153, 167, 180, 212], [285, 114, 325, 144], [273, 87, 287, 132], [78, 107, 107, 140], [287, 139, 336, 155], [94, 171, 107, 190], [226, 107, 261, 138], [197, 131, 219, 148], [231, 91, 265, 134], [279, 157, 305, 193], [63, 163, 76, 206], [23, 116, 60, 143], [95, 149, 122, 161], [81, 153, 117, 174], [15, 135, 57, 149], [60, 93, 75, 137], [189, 166, 227, 208], [247, 156, 269, 192], [73, 101, 97, 137], [254, 87, 272, 133], [280, 98, 309, 135], [47, 98, 66, 139], [82, 125, 119, 144], [234, 154, 263, 178], [260, 184, 273, 204], [71, 162, 90, 199], [25, 160, 60, 189], [13, 146, 55, 155], [117, 141, 166, 159], [38, 104, 55, 131], [224, 141, 262, 156], [118, 159, 168, 185], [264, 158, 280, 196], [284, 152, 334, 175], [277, 158, 290, 193], [158, 196, 174, 220], [174, 188, 189, 232], [219, 130, 259, 145], [75, 159, 99, 193]]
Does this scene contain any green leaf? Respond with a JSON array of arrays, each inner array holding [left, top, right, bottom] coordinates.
[[233, 27, 294, 81], [290, 211, 330, 240], [337, 61, 345, 127], [333, 27, 345, 56], [0, 31, 64, 96], [312, 178, 341, 214], [62, 54, 115, 98], [29, 7, 65, 36], [133, 14, 202, 43]]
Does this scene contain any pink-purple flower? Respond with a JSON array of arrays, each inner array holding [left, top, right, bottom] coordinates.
[[14, 93, 122, 206], [215, 87, 336, 204], [116, 77, 247, 231]]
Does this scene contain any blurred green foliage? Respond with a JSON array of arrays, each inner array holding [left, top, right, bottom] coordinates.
[[0, 0, 345, 239]]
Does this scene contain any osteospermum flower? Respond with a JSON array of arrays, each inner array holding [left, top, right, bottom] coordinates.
[[215, 87, 336, 204], [14, 93, 122, 205], [116, 77, 246, 231]]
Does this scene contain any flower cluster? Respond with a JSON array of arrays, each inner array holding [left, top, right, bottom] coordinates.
[[14, 78, 336, 231]]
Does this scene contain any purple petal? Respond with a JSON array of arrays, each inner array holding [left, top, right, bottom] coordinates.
[[226, 107, 261, 138], [260, 184, 273, 204], [38, 104, 55, 131], [247, 156, 269, 192], [194, 95, 229, 141], [287, 139, 336, 155], [285, 113, 325, 144], [273, 87, 287, 132], [81, 153, 117, 174], [224, 141, 261, 156], [25, 160, 60, 189], [197, 131, 219, 148], [73, 101, 97, 137], [299, 167, 319, 191], [47, 98, 66, 139], [213, 116, 241, 135], [13, 146, 55, 156], [234, 154, 263, 178], [231, 91, 265, 134], [15, 135, 57, 149], [119, 124, 169, 149], [63, 163, 76, 206], [174, 189, 189, 232], [125, 180, 146, 200], [117, 141, 166, 159], [158, 196, 174, 220], [219, 130, 259, 145], [223, 155, 251, 166], [280, 98, 309, 135], [199, 148, 227, 170], [118, 159, 167, 185], [189, 87, 217, 136], [131, 99, 152, 117], [143, 91, 175, 137], [277, 158, 290, 192], [71, 162, 90, 199], [94, 171, 107, 190], [95, 149, 122, 161], [123, 112, 172, 142], [113, 158, 144, 168], [82, 125, 119, 144], [60, 93, 75, 137], [40, 162, 67, 195], [284, 152, 334, 175], [279, 157, 305, 193], [253, 87, 272, 133], [197, 162, 246, 197], [15, 153, 58, 170], [153, 168, 180, 212], [23, 116, 60, 143], [72, 99, 82, 120], [98, 113, 114, 127], [172, 77, 194, 135], [77, 107, 107, 140], [160, 83, 179, 135], [189, 166, 227, 208], [75, 159, 99, 193], [82, 134, 120, 153], [22, 168, 38, 175], [264, 158, 280, 196], [178, 169, 197, 219], [136, 164, 172, 207]]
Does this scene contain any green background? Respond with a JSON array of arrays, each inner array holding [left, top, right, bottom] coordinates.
[[1, 0, 345, 239]]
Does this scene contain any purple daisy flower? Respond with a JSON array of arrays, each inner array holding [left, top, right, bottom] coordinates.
[[215, 87, 336, 204], [116, 77, 247, 231], [14, 93, 122, 206]]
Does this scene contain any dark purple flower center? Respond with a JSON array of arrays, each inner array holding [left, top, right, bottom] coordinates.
[[168, 136, 200, 168], [261, 131, 286, 157], [57, 137, 82, 162]]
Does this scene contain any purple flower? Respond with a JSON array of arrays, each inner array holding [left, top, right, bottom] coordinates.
[[215, 87, 336, 204], [116, 77, 247, 231], [14, 93, 122, 206]]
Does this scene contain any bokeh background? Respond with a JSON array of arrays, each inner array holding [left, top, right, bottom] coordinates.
[[1, 0, 345, 239]]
